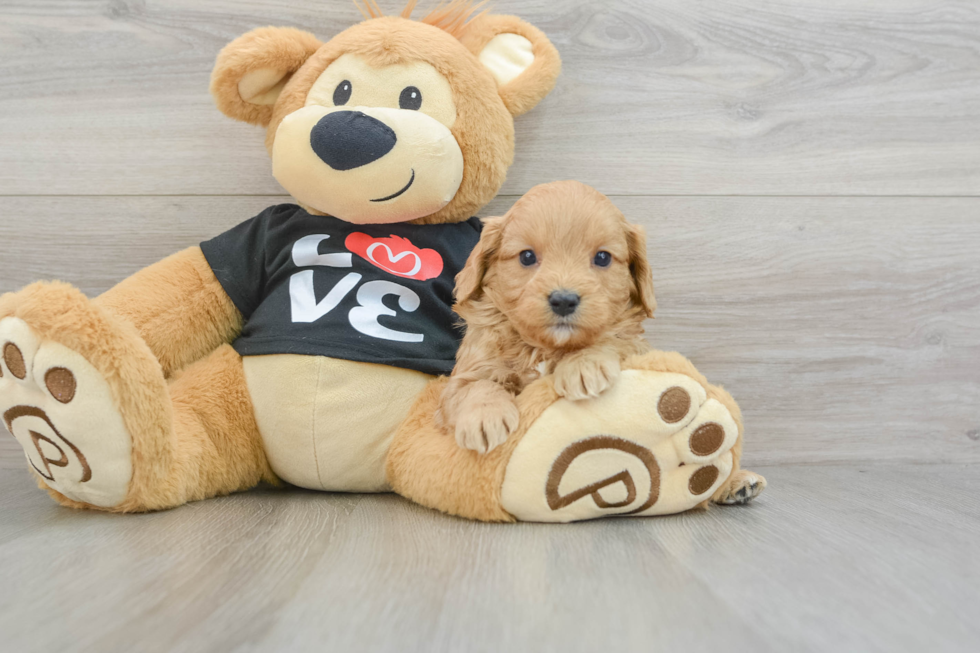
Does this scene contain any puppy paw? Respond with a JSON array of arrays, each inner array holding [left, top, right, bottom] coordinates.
[[553, 353, 621, 401], [714, 469, 767, 505], [454, 395, 520, 454]]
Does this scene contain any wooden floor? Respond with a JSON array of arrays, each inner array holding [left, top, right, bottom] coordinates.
[[1, 0, 978, 651], [1, 464, 978, 653]]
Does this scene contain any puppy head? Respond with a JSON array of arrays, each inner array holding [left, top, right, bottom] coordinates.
[[456, 181, 656, 350]]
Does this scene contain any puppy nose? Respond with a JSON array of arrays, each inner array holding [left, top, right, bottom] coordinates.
[[309, 110, 397, 171], [549, 290, 580, 317]]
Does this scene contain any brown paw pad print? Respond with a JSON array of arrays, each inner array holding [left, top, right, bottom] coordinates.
[[689, 422, 725, 456], [546, 436, 661, 514], [689, 465, 719, 495], [3, 342, 26, 379], [3, 406, 92, 483], [657, 386, 691, 423], [1, 342, 76, 404], [44, 367, 77, 403]]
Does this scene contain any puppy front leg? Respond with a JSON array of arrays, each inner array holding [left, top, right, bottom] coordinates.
[[553, 343, 623, 401], [438, 377, 519, 454]]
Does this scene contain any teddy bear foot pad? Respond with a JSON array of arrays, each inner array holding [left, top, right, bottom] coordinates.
[[501, 370, 737, 522], [0, 317, 133, 508]]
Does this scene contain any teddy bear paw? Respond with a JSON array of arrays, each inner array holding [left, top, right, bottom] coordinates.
[[0, 317, 133, 508], [500, 370, 741, 522]]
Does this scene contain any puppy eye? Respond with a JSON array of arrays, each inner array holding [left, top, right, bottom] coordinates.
[[519, 250, 537, 267], [333, 80, 352, 106], [593, 251, 612, 267], [399, 86, 422, 110]]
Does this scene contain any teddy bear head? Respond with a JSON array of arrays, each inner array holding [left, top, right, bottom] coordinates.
[[210, 1, 560, 225]]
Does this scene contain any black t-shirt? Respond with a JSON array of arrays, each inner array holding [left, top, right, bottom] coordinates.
[[200, 204, 482, 375]]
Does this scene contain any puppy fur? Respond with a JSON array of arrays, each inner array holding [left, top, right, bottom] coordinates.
[[438, 181, 657, 453]]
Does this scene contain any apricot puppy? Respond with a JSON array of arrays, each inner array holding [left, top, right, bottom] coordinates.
[[438, 181, 657, 453]]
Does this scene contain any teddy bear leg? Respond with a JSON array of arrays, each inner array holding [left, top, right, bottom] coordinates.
[[0, 282, 272, 512], [386, 380, 507, 521], [389, 349, 765, 523], [386, 376, 569, 522], [160, 344, 275, 508], [499, 350, 765, 522]]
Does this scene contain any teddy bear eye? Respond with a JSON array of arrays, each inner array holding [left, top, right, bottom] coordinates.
[[519, 250, 537, 267], [333, 80, 352, 106], [399, 86, 422, 110], [593, 251, 612, 267]]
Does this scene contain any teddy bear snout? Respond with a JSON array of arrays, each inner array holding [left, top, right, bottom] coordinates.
[[309, 110, 397, 171]]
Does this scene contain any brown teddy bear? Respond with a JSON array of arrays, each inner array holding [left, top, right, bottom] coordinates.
[[0, 2, 764, 521]]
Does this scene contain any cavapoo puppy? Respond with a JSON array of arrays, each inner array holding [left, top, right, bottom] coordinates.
[[438, 180, 656, 453]]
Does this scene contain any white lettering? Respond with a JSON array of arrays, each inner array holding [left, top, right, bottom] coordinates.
[[291, 234, 352, 268], [289, 270, 361, 323], [349, 280, 424, 342]]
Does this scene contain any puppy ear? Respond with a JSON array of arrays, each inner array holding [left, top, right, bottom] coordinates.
[[210, 27, 322, 127], [459, 15, 561, 117], [455, 216, 505, 307], [626, 224, 657, 318]]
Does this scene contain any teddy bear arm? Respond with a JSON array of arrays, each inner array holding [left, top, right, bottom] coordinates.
[[95, 246, 242, 377]]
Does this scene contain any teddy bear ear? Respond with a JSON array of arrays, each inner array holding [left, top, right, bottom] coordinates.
[[459, 14, 561, 117], [210, 27, 323, 127]]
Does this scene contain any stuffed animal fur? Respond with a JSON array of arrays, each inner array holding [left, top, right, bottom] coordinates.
[[0, 1, 764, 521]]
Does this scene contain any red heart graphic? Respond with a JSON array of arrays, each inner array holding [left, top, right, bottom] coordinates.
[[345, 233, 444, 281]]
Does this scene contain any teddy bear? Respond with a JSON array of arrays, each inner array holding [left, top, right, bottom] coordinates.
[[0, 1, 764, 521]]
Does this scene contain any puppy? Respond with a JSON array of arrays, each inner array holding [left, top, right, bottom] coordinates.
[[438, 181, 656, 453]]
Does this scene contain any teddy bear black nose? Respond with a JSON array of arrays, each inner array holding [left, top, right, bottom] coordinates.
[[549, 290, 580, 317], [309, 110, 397, 171]]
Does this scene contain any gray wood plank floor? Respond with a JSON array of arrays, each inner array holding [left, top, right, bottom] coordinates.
[[1, 1, 978, 651], [1, 464, 977, 653]]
